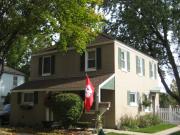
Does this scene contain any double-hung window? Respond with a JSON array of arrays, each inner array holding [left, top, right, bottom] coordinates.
[[118, 48, 130, 71], [136, 56, 145, 76], [85, 49, 96, 71], [22, 92, 34, 105], [149, 62, 157, 79], [127, 91, 138, 106], [42, 56, 51, 76]]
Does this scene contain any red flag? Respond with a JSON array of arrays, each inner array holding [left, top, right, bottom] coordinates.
[[84, 75, 94, 112]]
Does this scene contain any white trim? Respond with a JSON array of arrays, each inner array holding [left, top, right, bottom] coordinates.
[[32, 40, 114, 57], [96, 74, 115, 110], [115, 40, 158, 62], [21, 92, 34, 105], [12, 88, 85, 93], [85, 48, 97, 72], [42, 56, 51, 76]]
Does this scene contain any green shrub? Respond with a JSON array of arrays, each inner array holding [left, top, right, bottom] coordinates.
[[137, 114, 161, 128], [120, 115, 138, 130], [119, 114, 161, 129], [51, 93, 83, 129]]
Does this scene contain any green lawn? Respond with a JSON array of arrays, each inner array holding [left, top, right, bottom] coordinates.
[[170, 131, 180, 135], [106, 133, 128, 135], [130, 123, 176, 133]]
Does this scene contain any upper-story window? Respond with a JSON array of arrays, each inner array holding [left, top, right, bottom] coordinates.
[[149, 62, 157, 79], [118, 48, 130, 72], [85, 49, 96, 71], [13, 76, 18, 88], [39, 55, 55, 76], [136, 56, 145, 76], [42, 56, 51, 76]]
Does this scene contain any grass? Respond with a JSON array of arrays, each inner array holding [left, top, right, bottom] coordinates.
[[170, 131, 180, 135], [0, 127, 92, 135], [106, 132, 128, 135], [130, 123, 176, 133]]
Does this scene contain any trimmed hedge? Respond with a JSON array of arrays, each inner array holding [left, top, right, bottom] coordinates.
[[51, 93, 83, 129]]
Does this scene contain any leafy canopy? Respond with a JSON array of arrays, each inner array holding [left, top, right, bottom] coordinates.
[[0, 0, 103, 75], [102, 0, 180, 104]]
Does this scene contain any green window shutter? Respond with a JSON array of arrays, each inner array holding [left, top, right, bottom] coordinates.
[[17, 92, 22, 104], [154, 64, 157, 79], [136, 56, 139, 74], [38, 57, 42, 76], [51, 55, 55, 74], [96, 48, 102, 69], [118, 48, 121, 69], [127, 91, 130, 105], [127, 51, 130, 72], [136, 92, 140, 105], [149, 62, 151, 78], [80, 53, 85, 71], [34, 92, 38, 104], [142, 59, 145, 76]]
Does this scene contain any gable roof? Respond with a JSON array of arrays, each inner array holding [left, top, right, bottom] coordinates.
[[32, 33, 157, 61], [4, 66, 25, 76], [12, 73, 112, 92]]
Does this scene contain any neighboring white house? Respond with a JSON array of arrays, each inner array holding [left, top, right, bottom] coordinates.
[[0, 66, 25, 108]]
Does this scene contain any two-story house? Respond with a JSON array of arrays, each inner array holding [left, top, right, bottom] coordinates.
[[0, 66, 25, 109], [10, 34, 160, 128]]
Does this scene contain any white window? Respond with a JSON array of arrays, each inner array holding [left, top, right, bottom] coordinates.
[[118, 48, 130, 71], [136, 56, 145, 76], [42, 56, 51, 76], [13, 76, 18, 87], [22, 92, 34, 105], [149, 62, 157, 79], [129, 92, 137, 106], [85, 49, 96, 71], [128, 91, 138, 106]]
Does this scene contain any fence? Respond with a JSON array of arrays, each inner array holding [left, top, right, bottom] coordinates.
[[157, 107, 180, 124]]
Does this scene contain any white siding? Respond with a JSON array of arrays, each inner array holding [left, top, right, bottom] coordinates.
[[0, 73, 25, 108]]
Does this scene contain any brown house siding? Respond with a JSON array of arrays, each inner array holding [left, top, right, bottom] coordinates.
[[30, 44, 114, 81], [10, 92, 46, 126]]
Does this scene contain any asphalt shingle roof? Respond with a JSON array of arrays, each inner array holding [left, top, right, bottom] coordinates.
[[13, 73, 112, 91]]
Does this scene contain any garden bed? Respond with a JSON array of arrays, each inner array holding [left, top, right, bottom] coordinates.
[[0, 127, 92, 135]]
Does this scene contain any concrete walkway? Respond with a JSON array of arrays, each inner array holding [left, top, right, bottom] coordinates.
[[104, 125, 180, 135]]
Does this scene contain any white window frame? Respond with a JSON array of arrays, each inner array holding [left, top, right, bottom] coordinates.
[[85, 48, 96, 72], [149, 62, 157, 79], [22, 92, 34, 105], [120, 49, 128, 71], [129, 92, 138, 106], [137, 57, 143, 76], [42, 56, 51, 76]]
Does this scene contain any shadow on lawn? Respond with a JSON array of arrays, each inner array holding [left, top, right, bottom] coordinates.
[[0, 126, 92, 135]]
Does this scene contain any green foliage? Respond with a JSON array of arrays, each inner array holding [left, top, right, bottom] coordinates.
[[119, 115, 138, 130], [51, 93, 83, 129], [102, 0, 180, 104], [0, 0, 103, 76], [137, 114, 161, 128], [119, 114, 161, 129], [141, 94, 151, 107]]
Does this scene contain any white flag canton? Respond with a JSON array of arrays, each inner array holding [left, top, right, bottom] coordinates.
[[85, 84, 93, 98]]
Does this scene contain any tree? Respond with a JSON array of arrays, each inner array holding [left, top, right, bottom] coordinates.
[[0, 0, 103, 76], [159, 79, 179, 107], [102, 0, 180, 104]]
